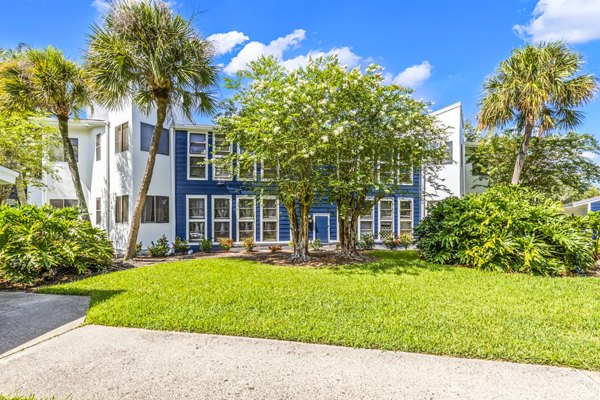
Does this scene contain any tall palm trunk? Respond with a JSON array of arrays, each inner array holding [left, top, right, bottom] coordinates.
[[124, 96, 168, 260], [58, 116, 89, 220], [511, 122, 534, 184]]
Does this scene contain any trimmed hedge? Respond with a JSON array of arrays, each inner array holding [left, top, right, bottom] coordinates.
[[0, 205, 114, 283], [415, 186, 594, 276]]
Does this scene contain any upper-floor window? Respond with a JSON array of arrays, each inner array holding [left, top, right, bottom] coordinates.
[[140, 122, 169, 155], [115, 122, 130, 154], [49, 199, 78, 209], [95, 134, 101, 161], [237, 146, 256, 181], [213, 133, 232, 181], [443, 141, 453, 164], [95, 197, 102, 225], [399, 165, 413, 185], [188, 132, 207, 180], [261, 160, 278, 180], [141, 195, 169, 223], [115, 195, 129, 224], [56, 138, 79, 162]]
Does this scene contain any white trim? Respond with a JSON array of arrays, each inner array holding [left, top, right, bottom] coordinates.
[[261, 196, 280, 242], [398, 197, 414, 235], [0, 166, 18, 185], [212, 195, 232, 241], [186, 195, 207, 242], [187, 131, 208, 181], [377, 198, 395, 240], [236, 195, 256, 242], [312, 213, 331, 243], [212, 132, 233, 181], [357, 198, 374, 240]]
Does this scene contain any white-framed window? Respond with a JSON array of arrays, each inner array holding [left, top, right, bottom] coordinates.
[[115, 195, 129, 224], [187, 195, 207, 242], [261, 197, 279, 242], [237, 196, 256, 241], [115, 122, 129, 153], [399, 198, 414, 235], [212, 195, 232, 240], [237, 145, 256, 181], [212, 132, 232, 181], [141, 195, 169, 224], [399, 165, 413, 185], [188, 132, 208, 180], [378, 199, 394, 240], [261, 160, 278, 180], [95, 133, 102, 161], [49, 199, 79, 209], [358, 200, 374, 239], [95, 197, 102, 225]]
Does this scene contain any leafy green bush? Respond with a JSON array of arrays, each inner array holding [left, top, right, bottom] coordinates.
[[218, 237, 233, 251], [0, 205, 114, 283], [415, 186, 594, 275], [580, 211, 600, 259], [198, 237, 213, 252], [147, 235, 170, 257], [310, 238, 323, 251], [359, 233, 375, 250], [173, 236, 190, 254], [382, 236, 398, 250], [396, 233, 413, 250]]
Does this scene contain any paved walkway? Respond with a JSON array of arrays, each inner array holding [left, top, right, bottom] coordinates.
[[0, 292, 89, 355], [1, 325, 599, 399]]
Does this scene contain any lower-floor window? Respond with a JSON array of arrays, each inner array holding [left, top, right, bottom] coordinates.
[[261, 198, 278, 241], [358, 201, 374, 239], [115, 195, 129, 224], [379, 199, 394, 240], [49, 199, 79, 209], [142, 195, 169, 223], [237, 196, 255, 241], [187, 196, 206, 242], [399, 198, 414, 235], [213, 196, 231, 239]]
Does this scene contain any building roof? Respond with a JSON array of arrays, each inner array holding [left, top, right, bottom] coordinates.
[[563, 196, 600, 208], [429, 102, 462, 116], [0, 165, 19, 185]]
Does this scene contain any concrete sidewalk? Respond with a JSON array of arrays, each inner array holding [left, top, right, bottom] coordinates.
[[1, 325, 599, 400]]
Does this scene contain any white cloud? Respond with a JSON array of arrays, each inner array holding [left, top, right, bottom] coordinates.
[[392, 61, 432, 88], [207, 31, 249, 56], [514, 0, 600, 43], [224, 29, 306, 74], [91, 0, 110, 12], [281, 46, 363, 70]]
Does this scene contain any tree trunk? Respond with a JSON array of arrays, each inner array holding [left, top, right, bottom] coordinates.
[[511, 122, 534, 185], [286, 198, 311, 262], [339, 209, 362, 259], [0, 185, 13, 206], [15, 176, 27, 205], [124, 97, 168, 260], [58, 116, 89, 219]]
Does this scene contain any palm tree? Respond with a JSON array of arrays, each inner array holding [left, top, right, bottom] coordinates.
[[478, 42, 598, 184], [0, 46, 93, 217], [86, 0, 218, 260]]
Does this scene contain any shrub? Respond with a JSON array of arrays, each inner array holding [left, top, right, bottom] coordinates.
[[359, 233, 375, 250], [396, 233, 413, 250], [268, 245, 282, 252], [173, 236, 190, 254], [218, 237, 234, 251], [382, 236, 398, 250], [243, 237, 256, 252], [135, 242, 143, 257], [198, 237, 213, 252], [415, 186, 594, 275], [310, 238, 323, 251], [147, 235, 170, 257], [0, 205, 114, 283], [581, 211, 600, 259]]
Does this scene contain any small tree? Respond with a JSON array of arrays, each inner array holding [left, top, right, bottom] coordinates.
[[468, 129, 600, 201], [0, 47, 93, 216], [0, 113, 60, 205], [86, 0, 218, 260]]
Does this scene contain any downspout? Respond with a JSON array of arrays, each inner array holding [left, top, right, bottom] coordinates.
[[170, 125, 176, 242], [105, 121, 111, 237]]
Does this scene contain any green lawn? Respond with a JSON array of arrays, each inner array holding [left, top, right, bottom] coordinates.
[[40, 251, 600, 370]]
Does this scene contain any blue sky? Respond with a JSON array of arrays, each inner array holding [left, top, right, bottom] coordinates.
[[1, 0, 600, 133]]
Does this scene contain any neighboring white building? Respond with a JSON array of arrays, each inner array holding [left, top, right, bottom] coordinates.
[[0, 166, 18, 185]]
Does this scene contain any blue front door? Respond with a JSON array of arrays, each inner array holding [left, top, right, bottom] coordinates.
[[314, 215, 330, 243]]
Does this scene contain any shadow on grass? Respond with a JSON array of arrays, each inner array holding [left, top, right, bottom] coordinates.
[[330, 250, 451, 276], [36, 287, 126, 309]]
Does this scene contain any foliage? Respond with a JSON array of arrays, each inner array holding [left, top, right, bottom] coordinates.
[[243, 237, 256, 252], [43, 251, 600, 370], [415, 186, 594, 275], [468, 129, 600, 201], [135, 242, 143, 257], [0, 205, 114, 283], [218, 237, 233, 251], [359, 234, 375, 250], [173, 236, 190, 254], [478, 41, 598, 184], [86, 0, 218, 259], [268, 245, 282, 253], [198, 237, 213, 253], [0, 113, 60, 205], [310, 238, 323, 251], [382, 236, 398, 250], [580, 211, 600, 259], [396, 233, 413, 250], [570, 186, 600, 202], [0, 46, 94, 213], [147, 235, 170, 257]]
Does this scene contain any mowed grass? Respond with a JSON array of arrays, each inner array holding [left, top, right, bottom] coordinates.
[[39, 251, 600, 370]]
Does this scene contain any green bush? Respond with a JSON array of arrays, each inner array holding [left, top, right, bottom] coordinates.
[[173, 236, 190, 254], [147, 235, 170, 257], [396, 233, 413, 250], [580, 211, 600, 259], [359, 233, 375, 250], [310, 238, 323, 251], [0, 205, 114, 283], [414, 186, 594, 276], [198, 237, 213, 252]]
